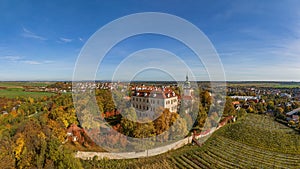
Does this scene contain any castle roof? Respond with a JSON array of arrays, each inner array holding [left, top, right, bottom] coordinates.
[[132, 87, 177, 99]]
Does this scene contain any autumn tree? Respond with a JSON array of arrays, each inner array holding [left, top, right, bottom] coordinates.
[[153, 108, 178, 136], [201, 91, 212, 111], [96, 89, 115, 112], [133, 122, 156, 138], [223, 98, 236, 117], [120, 118, 136, 137], [169, 117, 188, 140], [267, 100, 275, 111], [195, 103, 207, 129]]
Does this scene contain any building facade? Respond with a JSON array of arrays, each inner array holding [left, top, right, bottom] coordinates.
[[130, 86, 178, 119]]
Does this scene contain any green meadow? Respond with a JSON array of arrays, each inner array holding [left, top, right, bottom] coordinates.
[[0, 82, 54, 99]]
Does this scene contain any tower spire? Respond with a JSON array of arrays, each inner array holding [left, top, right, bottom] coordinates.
[[186, 73, 188, 81]]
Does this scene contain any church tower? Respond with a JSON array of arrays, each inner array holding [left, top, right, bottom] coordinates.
[[183, 74, 193, 96], [182, 74, 194, 114]]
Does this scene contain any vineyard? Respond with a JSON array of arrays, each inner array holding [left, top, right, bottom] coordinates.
[[82, 114, 300, 168], [169, 136, 300, 169]]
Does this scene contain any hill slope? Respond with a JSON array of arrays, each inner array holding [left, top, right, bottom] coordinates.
[[81, 114, 300, 169]]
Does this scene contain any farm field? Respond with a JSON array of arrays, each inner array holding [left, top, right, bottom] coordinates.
[[0, 87, 54, 98], [0, 81, 54, 98], [0, 81, 51, 88], [81, 114, 300, 169], [227, 81, 300, 88]]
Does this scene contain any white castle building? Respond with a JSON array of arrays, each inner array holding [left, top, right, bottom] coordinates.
[[130, 86, 178, 119]]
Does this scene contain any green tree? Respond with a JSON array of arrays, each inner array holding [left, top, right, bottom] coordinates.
[[237, 108, 247, 119], [133, 122, 156, 138], [195, 103, 207, 129], [120, 118, 136, 137], [201, 91, 212, 111], [122, 107, 137, 121], [223, 98, 236, 117], [169, 117, 188, 140], [267, 100, 275, 111], [256, 102, 266, 114]]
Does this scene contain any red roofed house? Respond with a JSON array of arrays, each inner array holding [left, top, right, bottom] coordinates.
[[66, 124, 84, 143]]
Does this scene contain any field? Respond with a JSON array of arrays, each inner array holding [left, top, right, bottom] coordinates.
[[227, 81, 300, 88], [81, 114, 300, 168], [0, 81, 54, 98], [0, 81, 51, 88]]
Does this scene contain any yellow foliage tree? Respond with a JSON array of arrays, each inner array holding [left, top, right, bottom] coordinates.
[[14, 134, 25, 160]]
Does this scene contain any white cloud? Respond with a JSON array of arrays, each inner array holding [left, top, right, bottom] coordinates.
[[22, 60, 42, 65], [44, 60, 55, 64], [59, 37, 73, 43], [0, 55, 54, 65], [21, 27, 47, 40], [0, 55, 22, 61], [22, 60, 55, 65]]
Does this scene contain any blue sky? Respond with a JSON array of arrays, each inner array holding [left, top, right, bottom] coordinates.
[[1, 0, 300, 81]]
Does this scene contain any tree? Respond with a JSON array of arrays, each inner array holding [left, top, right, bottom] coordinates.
[[0, 135, 15, 168], [36, 132, 47, 168], [256, 102, 266, 114], [237, 108, 247, 119], [169, 117, 188, 140], [181, 113, 193, 130], [80, 109, 100, 130], [267, 100, 275, 111], [201, 91, 212, 111], [195, 103, 207, 129], [122, 107, 137, 121], [14, 133, 25, 168], [96, 89, 115, 112], [223, 98, 236, 117], [274, 107, 284, 117], [133, 122, 156, 138], [209, 112, 220, 127], [154, 108, 178, 136], [47, 137, 82, 169], [288, 120, 295, 127], [120, 118, 136, 137]]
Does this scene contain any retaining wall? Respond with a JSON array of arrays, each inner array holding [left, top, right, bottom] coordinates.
[[75, 127, 217, 160]]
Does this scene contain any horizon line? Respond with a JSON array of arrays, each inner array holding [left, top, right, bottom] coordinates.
[[1, 80, 300, 83]]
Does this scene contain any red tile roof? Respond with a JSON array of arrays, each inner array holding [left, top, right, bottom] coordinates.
[[132, 87, 177, 99]]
